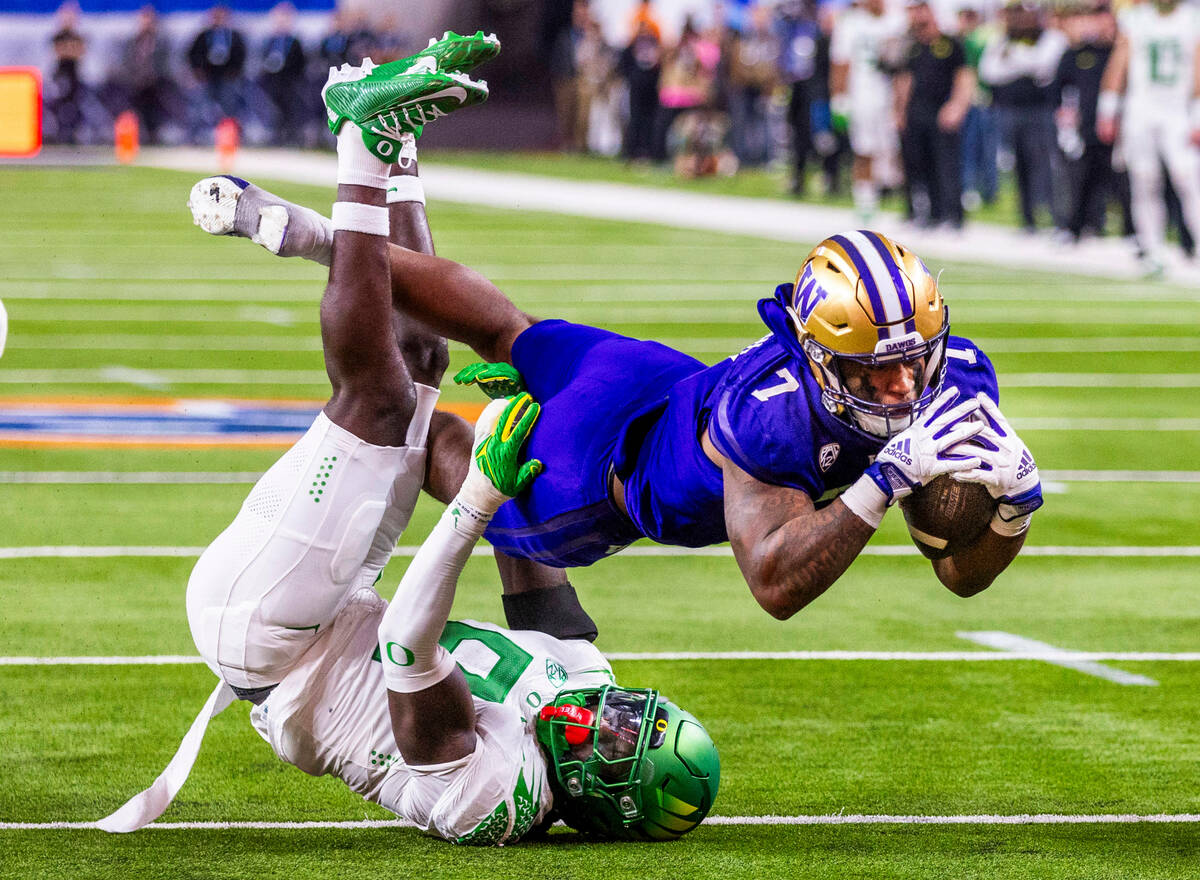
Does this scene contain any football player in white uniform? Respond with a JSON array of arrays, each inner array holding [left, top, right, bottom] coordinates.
[[98, 41, 719, 845], [830, 0, 907, 221], [1097, 0, 1200, 276]]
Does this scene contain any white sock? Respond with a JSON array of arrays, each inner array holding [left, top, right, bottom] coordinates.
[[337, 122, 389, 189]]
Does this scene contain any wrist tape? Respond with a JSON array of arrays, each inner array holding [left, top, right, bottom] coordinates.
[[839, 473, 889, 530]]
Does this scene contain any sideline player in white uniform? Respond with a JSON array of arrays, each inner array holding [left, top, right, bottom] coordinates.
[[1097, 0, 1200, 276], [98, 40, 719, 845], [830, 0, 907, 221]]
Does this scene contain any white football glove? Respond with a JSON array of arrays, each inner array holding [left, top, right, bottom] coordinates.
[[953, 393, 1043, 536], [840, 386, 984, 528]]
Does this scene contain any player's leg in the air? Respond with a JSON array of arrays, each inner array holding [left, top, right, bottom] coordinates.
[[185, 53, 596, 640], [185, 63, 488, 698]]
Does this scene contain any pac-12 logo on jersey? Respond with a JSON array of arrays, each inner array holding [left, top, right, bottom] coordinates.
[[545, 659, 567, 688], [819, 442, 840, 472]]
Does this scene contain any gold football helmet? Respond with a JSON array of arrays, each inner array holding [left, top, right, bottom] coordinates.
[[758, 230, 950, 438]]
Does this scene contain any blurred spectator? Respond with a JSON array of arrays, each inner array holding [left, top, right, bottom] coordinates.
[[979, 1, 1067, 232], [830, 0, 906, 222], [1055, 1, 1131, 240], [318, 9, 373, 69], [775, 0, 824, 194], [258, 3, 307, 146], [958, 3, 998, 210], [812, 3, 850, 196], [188, 5, 248, 136], [655, 17, 720, 162], [45, 2, 90, 143], [109, 6, 177, 144], [669, 105, 739, 177], [894, 0, 974, 229], [549, 0, 610, 152], [1097, 0, 1200, 276], [619, 20, 663, 161], [727, 4, 779, 166]]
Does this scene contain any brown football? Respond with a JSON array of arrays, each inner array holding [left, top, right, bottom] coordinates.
[[898, 474, 996, 560]]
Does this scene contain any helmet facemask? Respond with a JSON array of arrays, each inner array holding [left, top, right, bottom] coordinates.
[[536, 686, 663, 831], [801, 306, 950, 439]]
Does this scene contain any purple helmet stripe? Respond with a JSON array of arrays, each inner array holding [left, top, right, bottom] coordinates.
[[862, 230, 917, 333], [829, 233, 889, 340]]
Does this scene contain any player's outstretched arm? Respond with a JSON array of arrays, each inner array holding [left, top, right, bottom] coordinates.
[[724, 388, 985, 619], [724, 465, 876, 620], [379, 395, 542, 765]]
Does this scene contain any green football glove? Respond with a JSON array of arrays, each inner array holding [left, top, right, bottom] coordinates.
[[453, 362, 527, 399], [459, 393, 544, 513]]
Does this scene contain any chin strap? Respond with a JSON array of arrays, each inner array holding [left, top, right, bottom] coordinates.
[[757, 283, 807, 360]]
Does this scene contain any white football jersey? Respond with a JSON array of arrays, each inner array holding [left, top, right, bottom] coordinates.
[[830, 6, 907, 102], [250, 588, 616, 845], [1120, 2, 1200, 117]]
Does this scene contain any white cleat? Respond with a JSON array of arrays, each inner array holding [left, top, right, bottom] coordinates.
[[0, 296, 8, 359], [187, 176, 245, 236], [187, 176, 289, 255]]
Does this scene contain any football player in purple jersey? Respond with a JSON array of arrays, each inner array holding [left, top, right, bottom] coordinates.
[[191, 191, 1043, 626]]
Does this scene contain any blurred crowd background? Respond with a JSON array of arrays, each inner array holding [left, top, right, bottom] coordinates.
[[5, 0, 1199, 267]]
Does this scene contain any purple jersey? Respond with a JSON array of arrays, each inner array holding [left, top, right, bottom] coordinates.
[[486, 319, 997, 567], [619, 334, 998, 547]]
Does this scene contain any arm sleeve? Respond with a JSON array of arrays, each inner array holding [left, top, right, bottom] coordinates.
[[376, 498, 491, 694]]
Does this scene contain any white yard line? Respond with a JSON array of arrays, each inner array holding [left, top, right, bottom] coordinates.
[[5, 651, 1199, 666], [3, 545, 1200, 560], [3, 813, 1198, 831], [0, 369, 327, 385], [144, 147, 1200, 287], [4, 469, 1199, 484], [13, 335, 1200, 354], [6, 369, 1200, 388], [957, 631, 1159, 687], [1001, 374, 1200, 388], [0, 472, 268, 484]]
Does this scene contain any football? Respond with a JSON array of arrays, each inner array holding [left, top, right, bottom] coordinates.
[[898, 474, 996, 560]]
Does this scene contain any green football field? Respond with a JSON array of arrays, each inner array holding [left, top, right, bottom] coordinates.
[[1, 165, 1198, 880]]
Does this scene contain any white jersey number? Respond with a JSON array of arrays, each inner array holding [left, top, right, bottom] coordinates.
[[752, 368, 800, 402]]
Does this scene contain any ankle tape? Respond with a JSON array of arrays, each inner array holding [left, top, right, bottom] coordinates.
[[331, 202, 389, 236], [386, 176, 426, 205]]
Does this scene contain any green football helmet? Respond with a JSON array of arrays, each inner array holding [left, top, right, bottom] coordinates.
[[535, 685, 719, 840]]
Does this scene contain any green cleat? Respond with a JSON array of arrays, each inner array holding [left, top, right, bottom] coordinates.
[[373, 30, 501, 78], [322, 61, 489, 161]]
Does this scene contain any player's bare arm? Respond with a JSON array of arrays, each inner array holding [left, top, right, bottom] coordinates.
[[722, 458, 875, 619], [932, 527, 1025, 597]]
